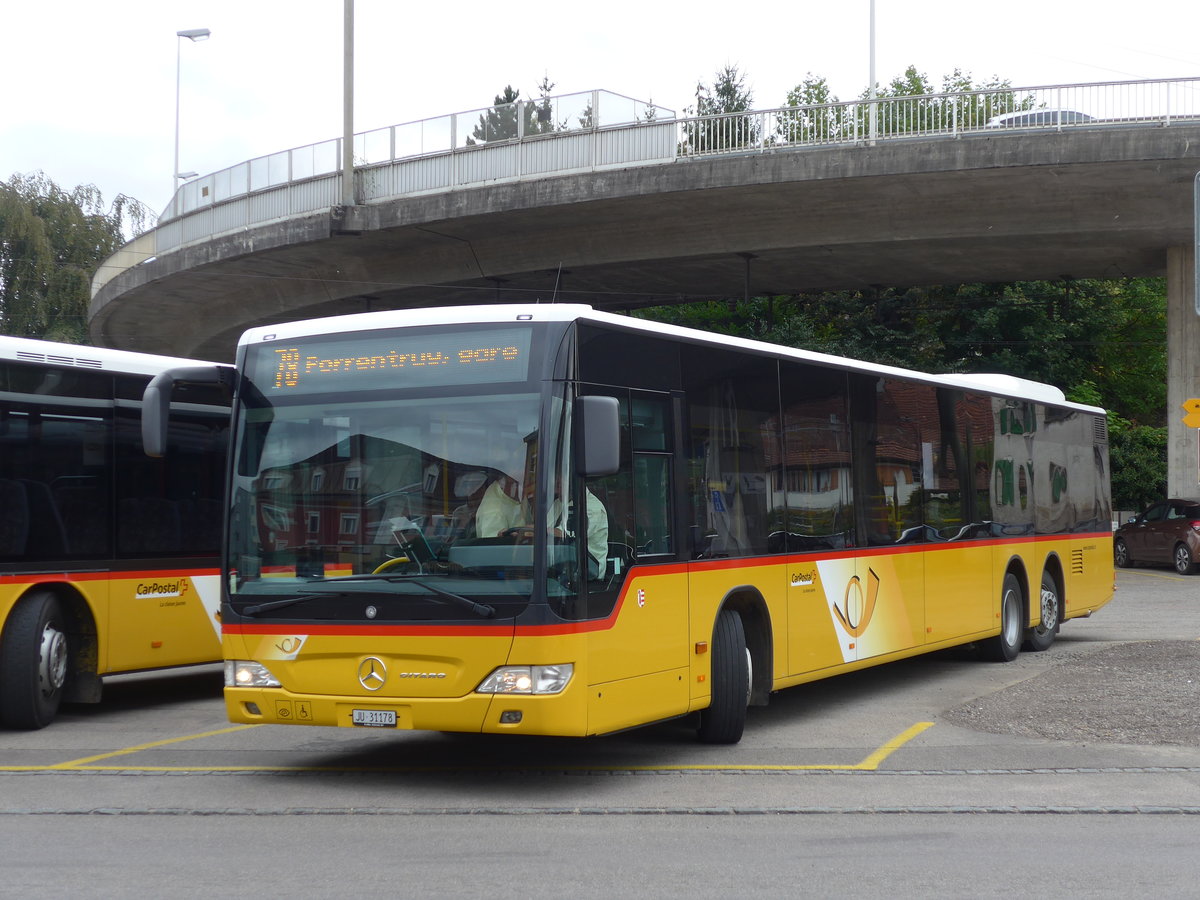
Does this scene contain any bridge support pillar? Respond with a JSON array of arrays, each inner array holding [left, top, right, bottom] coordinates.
[[1166, 244, 1200, 496]]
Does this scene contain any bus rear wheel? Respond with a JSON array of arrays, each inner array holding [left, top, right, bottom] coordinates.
[[981, 574, 1022, 663], [697, 608, 749, 744], [0, 592, 69, 729], [1022, 570, 1060, 653]]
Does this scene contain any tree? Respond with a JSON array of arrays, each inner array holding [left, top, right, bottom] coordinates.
[[778, 74, 851, 144], [777, 66, 1029, 145], [0, 172, 151, 344], [682, 64, 759, 153], [468, 77, 562, 145], [634, 276, 1170, 509], [635, 277, 1167, 427], [470, 85, 523, 143], [529, 75, 559, 134], [858, 65, 1031, 135]]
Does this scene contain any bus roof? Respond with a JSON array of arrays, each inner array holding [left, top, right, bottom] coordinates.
[[0, 335, 225, 379], [237, 303, 1101, 415]]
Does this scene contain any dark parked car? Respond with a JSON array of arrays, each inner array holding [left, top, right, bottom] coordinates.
[[1114, 498, 1200, 575]]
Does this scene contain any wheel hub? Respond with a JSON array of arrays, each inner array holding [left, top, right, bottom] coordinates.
[[1040, 587, 1059, 631], [38, 624, 68, 695]]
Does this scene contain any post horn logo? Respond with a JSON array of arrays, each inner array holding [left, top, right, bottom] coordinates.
[[833, 568, 881, 637], [357, 657, 387, 691]]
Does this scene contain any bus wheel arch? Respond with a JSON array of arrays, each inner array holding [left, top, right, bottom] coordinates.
[[697, 589, 769, 744], [723, 589, 772, 707], [1023, 559, 1063, 653], [0, 585, 99, 729]]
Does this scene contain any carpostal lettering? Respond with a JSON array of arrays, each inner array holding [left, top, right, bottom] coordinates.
[[137, 580, 188, 599], [272, 345, 520, 389]]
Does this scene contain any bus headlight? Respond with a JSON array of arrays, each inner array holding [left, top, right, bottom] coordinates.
[[476, 664, 573, 695], [225, 660, 281, 688]]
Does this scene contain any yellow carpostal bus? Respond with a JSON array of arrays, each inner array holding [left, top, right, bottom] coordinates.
[[146, 304, 1113, 743], [0, 337, 229, 729]]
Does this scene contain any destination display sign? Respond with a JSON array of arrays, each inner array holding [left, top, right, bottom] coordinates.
[[247, 326, 533, 394]]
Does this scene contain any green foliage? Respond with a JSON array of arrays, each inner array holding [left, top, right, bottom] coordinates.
[[778, 65, 1033, 143], [469, 85, 523, 143], [654, 57, 1169, 504], [0, 172, 150, 344], [636, 276, 1169, 500], [779, 75, 852, 143], [861, 65, 1031, 134], [682, 64, 759, 152], [1108, 420, 1167, 511], [468, 77, 562, 144]]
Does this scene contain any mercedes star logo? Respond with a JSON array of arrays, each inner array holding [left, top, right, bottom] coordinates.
[[357, 656, 387, 691]]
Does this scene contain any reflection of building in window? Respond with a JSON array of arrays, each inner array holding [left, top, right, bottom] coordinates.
[[343, 468, 361, 491], [311, 470, 324, 491], [340, 514, 360, 535], [306, 511, 321, 533]]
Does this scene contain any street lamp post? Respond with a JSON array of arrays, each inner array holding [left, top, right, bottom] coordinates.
[[868, 0, 877, 145], [174, 28, 211, 194]]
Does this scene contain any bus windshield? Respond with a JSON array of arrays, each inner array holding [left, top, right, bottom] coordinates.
[[226, 324, 577, 621]]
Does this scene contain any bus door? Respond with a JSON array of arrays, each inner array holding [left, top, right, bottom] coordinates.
[[777, 363, 854, 676], [580, 389, 688, 725], [846, 376, 925, 662], [107, 402, 224, 671], [923, 391, 994, 642]]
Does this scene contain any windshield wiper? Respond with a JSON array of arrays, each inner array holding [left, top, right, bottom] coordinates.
[[240, 591, 339, 617], [330, 574, 496, 618], [407, 579, 495, 618], [241, 578, 495, 619]]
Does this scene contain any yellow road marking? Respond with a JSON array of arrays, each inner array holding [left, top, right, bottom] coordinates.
[[854, 721, 936, 770], [1, 722, 934, 774], [1118, 570, 1191, 582], [0, 724, 261, 771]]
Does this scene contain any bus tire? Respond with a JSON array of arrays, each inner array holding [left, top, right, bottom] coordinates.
[[0, 591, 69, 729], [1022, 570, 1060, 653], [982, 574, 1022, 663], [697, 608, 748, 744]]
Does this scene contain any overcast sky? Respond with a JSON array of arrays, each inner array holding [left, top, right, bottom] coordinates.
[[3, 0, 1198, 217]]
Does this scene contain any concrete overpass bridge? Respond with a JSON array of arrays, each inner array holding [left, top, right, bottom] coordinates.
[[89, 78, 1200, 494]]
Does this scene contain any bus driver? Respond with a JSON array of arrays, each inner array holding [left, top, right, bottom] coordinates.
[[476, 440, 608, 578]]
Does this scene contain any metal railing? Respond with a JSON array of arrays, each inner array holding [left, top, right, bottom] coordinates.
[[159, 89, 670, 222], [93, 78, 1200, 298], [676, 78, 1200, 157]]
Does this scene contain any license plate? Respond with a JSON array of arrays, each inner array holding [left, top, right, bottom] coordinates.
[[352, 708, 397, 727]]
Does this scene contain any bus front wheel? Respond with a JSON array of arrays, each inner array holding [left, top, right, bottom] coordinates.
[[697, 608, 748, 744], [981, 574, 1022, 663], [0, 591, 69, 729]]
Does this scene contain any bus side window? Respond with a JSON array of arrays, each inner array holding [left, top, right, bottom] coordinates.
[[683, 349, 776, 558], [630, 395, 673, 557]]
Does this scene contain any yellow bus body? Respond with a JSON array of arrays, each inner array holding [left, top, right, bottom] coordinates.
[[223, 532, 1111, 736], [0, 567, 221, 675]]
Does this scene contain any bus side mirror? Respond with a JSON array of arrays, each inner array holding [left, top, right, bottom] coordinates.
[[579, 395, 620, 478], [142, 365, 229, 457]]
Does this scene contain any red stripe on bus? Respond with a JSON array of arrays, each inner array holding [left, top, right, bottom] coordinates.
[[0, 567, 220, 583], [223, 531, 1111, 639]]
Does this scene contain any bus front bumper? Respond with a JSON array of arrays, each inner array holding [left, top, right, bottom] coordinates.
[[224, 684, 589, 736]]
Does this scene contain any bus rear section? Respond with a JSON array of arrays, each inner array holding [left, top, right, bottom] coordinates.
[[0, 337, 229, 729]]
